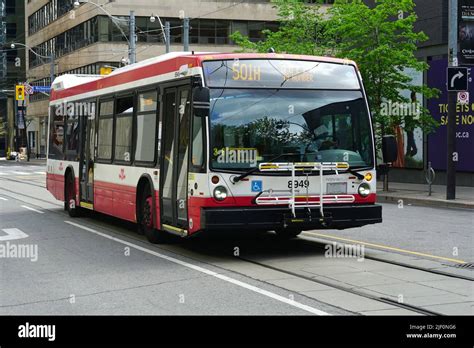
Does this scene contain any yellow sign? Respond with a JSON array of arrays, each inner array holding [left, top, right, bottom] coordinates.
[[232, 63, 261, 81], [282, 66, 314, 82], [15, 85, 25, 101], [100, 67, 113, 75]]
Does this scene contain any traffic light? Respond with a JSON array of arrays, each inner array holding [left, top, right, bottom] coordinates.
[[15, 85, 25, 101]]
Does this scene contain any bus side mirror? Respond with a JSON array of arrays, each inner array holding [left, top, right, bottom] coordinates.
[[382, 135, 398, 164], [192, 86, 210, 117]]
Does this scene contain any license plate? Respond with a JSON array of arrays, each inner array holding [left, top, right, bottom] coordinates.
[[327, 182, 347, 194]]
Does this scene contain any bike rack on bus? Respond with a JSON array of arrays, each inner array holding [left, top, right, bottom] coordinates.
[[255, 162, 350, 219]]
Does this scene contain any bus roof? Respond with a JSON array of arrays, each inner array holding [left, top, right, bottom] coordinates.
[[50, 52, 357, 102]]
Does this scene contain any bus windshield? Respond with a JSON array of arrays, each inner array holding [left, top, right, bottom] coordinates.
[[209, 89, 374, 170]]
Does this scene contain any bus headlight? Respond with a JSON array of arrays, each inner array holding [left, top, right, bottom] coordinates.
[[358, 183, 371, 197], [213, 186, 228, 201]]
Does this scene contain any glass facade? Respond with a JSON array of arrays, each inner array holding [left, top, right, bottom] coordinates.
[[28, 15, 280, 68], [28, 0, 77, 35]]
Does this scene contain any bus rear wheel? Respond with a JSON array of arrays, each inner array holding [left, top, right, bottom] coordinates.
[[65, 173, 81, 217], [275, 228, 302, 239], [138, 187, 167, 244]]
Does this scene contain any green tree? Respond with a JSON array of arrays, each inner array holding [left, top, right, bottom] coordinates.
[[230, 0, 331, 56], [326, 0, 439, 139], [230, 0, 439, 144]]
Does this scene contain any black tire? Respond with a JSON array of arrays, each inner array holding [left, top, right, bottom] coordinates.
[[138, 185, 168, 244], [275, 228, 302, 239], [65, 173, 81, 218]]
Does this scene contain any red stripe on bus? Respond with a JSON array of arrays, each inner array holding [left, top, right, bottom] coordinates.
[[51, 56, 201, 101], [47, 172, 375, 234]]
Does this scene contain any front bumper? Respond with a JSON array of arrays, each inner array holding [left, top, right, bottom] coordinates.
[[201, 204, 382, 231]]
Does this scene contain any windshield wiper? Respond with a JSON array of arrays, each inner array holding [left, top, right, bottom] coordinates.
[[231, 152, 300, 183], [347, 167, 365, 180]]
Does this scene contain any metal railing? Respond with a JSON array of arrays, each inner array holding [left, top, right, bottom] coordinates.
[[255, 162, 349, 218]]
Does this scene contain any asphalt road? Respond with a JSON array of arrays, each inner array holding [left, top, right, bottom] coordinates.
[[0, 161, 472, 315], [0, 162, 348, 315]]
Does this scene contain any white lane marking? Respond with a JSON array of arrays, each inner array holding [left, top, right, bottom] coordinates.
[[0, 172, 7, 175], [21, 205, 44, 214], [34, 171, 46, 175], [0, 197, 8, 201], [0, 228, 29, 241], [64, 220, 330, 315], [12, 171, 30, 175]]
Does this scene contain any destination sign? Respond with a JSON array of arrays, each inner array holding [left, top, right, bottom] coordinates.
[[203, 59, 361, 89]]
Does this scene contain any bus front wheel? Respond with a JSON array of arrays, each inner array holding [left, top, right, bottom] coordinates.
[[65, 173, 81, 218]]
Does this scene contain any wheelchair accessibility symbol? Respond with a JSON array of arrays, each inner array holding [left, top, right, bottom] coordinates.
[[251, 180, 263, 192]]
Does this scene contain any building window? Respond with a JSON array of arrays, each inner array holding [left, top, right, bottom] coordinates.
[[28, 131, 36, 149], [5, 0, 15, 15], [6, 23, 16, 39], [28, 0, 78, 35]]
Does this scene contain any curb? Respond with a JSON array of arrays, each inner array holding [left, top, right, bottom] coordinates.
[[377, 194, 474, 210]]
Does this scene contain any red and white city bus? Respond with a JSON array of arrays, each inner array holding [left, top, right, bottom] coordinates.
[[47, 52, 387, 243]]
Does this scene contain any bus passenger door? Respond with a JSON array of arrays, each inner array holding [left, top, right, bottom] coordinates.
[[79, 111, 95, 206], [161, 86, 191, 229]]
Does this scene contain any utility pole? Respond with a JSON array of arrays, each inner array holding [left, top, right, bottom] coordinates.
[[50, 55, 55, 86], [447, 0, 458, 200], [183, 17, 190, 52], [129, 10, 136, 64], [165, 21, 170, 53]]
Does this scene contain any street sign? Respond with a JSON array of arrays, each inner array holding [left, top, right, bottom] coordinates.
[[447, 67, 468, 91], [32, 86, 51, 93], [24, 83, 34, 95], [458, 91, 469, 104]]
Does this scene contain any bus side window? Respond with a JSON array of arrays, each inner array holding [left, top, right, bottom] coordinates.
[[135, 90, 158, 163], [48, 106, 65, 160], [114, 95, 134, 163], [191, 115, 204, 170], [97, 100, 114, 161]]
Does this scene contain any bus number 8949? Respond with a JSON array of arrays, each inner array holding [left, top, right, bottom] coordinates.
[[288, 180, 310, 189]]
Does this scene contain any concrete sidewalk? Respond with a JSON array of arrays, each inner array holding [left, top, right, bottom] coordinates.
[[377, 182, 474, 210], [0, 157, 46, 165]]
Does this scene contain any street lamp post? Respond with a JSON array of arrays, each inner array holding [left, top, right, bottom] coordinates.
[[10, 42, 54, 89], [447, 0, 458, 200], [73, 0, 135, 63], [10, 42, 55, 162], [150, 13, 168, 53], [74, 1, 169, 63]]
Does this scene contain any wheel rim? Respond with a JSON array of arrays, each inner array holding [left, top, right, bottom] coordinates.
[[142, 196, 153, 229]]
